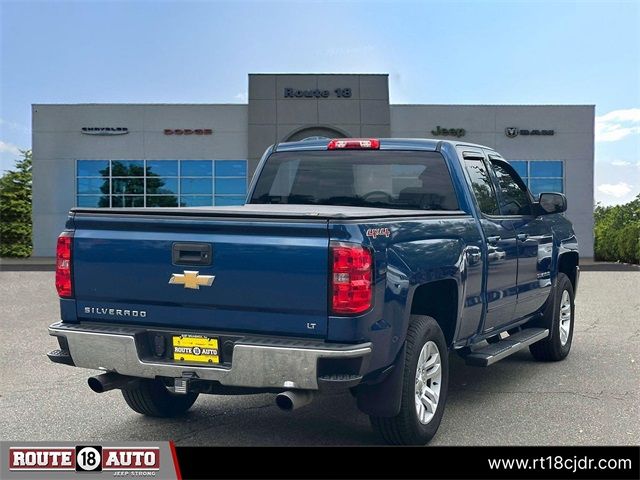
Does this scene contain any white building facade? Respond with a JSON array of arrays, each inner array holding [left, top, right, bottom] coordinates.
[[32, 74, 594, 257]]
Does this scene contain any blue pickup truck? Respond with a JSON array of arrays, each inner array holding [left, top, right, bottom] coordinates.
[[48, 138, 579, 445]]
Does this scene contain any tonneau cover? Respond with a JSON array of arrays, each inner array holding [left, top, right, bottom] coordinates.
[[71, 204, 467, 220]]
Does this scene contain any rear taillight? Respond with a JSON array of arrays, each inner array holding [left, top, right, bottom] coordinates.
[[56, 232, 73, 298], [330, 242, 373, 315], [327, 138, 380, 150]]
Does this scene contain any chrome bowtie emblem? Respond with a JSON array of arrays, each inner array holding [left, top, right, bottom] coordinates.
[[169, 270, 215, 289]]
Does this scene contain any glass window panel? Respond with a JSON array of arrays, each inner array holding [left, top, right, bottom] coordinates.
[[77, 177, 109, 195], [215, 177, 246, 195], [146, 177, 178, 195], [215, 160, 247, 177], [267, 159, 299, 196], [180, 196, 213, 207], [491, 162, 531, 215], [215, 196, 245, 206], [77, 196, 109, 207], [146, 160, 178, 177], [146, 195, 179, 207], [181, 160, 212, 176], [111, 196, 145, 207], [391, 177, 422, 194], [509, 161, 528, 179], [391, 164, 426, 177], [251, 151, 459, 211], [181, 178, 212, 194], [529, 161, 563, 178], [112, 178, 144, 194], [111, 160, 144, 176], [529, 178, 563, 196], [77, 160, 109, 177], [463, 159, 500, 215]]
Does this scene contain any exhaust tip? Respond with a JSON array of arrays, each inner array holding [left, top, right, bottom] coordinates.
[[88, 372, 137, 394], [275, 390, 314, 411], [87, 376, 105, 393], [276, 393, 294, 411]]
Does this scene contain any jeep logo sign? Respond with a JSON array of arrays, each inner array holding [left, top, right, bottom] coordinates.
[[431, 126, 466, 138], [505, 127, 554, 138]]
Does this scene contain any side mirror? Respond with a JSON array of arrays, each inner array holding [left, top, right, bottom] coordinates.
[[537, 192, 567, 214]]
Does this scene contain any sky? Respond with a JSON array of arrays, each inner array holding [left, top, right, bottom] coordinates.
[[1, 0, 638, 205]]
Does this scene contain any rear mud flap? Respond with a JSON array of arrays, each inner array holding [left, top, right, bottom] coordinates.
[[356, 342, 406, 417]]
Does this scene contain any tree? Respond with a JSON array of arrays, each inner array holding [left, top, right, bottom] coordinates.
[[0, 149, 33, 257], [594, 194, 640, 264], [97, 161, 178, 207]]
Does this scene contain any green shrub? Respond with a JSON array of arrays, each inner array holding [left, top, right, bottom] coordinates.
[[615, 223, 640, 264], [0, 150, 32, 257], [594, 194, 640, 264]]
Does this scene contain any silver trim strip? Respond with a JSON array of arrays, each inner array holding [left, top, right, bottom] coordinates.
[[49, 323, 371, 390]]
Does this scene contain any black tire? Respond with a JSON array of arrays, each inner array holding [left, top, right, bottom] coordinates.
[[529, 272, 575, 362], [370, 315, 449, 445], [122, 379, 198, 417]]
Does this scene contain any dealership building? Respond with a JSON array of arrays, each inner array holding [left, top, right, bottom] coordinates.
[[32, 73, 595, 257]]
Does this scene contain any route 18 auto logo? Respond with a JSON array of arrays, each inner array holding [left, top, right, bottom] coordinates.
[[9, 445, 160, 474]]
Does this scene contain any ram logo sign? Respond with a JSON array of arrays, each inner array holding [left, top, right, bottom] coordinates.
[[506, 127, 554, 138], [505, 127, 519, 138]]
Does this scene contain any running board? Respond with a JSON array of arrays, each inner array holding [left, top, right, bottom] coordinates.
[[465, 328, 549, 367]]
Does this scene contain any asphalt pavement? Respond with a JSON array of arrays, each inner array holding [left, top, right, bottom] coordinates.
[[1, 270, 638, 445]]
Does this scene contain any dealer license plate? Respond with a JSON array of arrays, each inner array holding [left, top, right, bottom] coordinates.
[[172, 335, 219, 364]]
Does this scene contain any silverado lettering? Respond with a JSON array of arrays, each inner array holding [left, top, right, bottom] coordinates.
[[83, 306, 147, 317]]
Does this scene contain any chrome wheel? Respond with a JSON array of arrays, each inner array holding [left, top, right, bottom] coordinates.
[[559, 290, 572, 346], [414, 340, 442, 425]]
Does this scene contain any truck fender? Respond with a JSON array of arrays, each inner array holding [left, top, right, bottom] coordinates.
[[355, 342, 406, 417]]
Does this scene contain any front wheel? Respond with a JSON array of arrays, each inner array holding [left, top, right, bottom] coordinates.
[[370, 315, 449, 445]]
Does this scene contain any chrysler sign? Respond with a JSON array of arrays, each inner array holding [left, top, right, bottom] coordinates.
[[81, 127, 128, 135]]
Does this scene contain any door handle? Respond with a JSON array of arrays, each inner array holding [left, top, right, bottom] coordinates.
[[466, 246, 482, 266], [516, 233, 529, 242], [486, 236, 501, 245]]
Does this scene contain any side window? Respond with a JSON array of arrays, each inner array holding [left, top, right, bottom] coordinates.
[[491, 162, 531, 215], [463, 159, 500, 215]]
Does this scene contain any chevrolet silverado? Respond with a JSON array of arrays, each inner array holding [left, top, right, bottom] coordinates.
[[48, 138, 579, 445]]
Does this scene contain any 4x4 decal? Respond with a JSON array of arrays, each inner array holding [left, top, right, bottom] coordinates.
[[366, 227, 391, 239]]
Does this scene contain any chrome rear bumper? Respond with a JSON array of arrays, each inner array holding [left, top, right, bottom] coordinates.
[[48, 322, 371, 390]]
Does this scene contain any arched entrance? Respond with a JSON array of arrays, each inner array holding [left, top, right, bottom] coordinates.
[[284, 125, 349, 142]]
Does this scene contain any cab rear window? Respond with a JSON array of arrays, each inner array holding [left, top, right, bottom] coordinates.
[[250, 150, 459, 211]]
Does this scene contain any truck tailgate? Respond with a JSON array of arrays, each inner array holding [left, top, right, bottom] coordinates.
[[71, 212, 329, 337]]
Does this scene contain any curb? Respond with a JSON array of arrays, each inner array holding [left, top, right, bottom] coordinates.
[[0, 257, 55, 272]]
